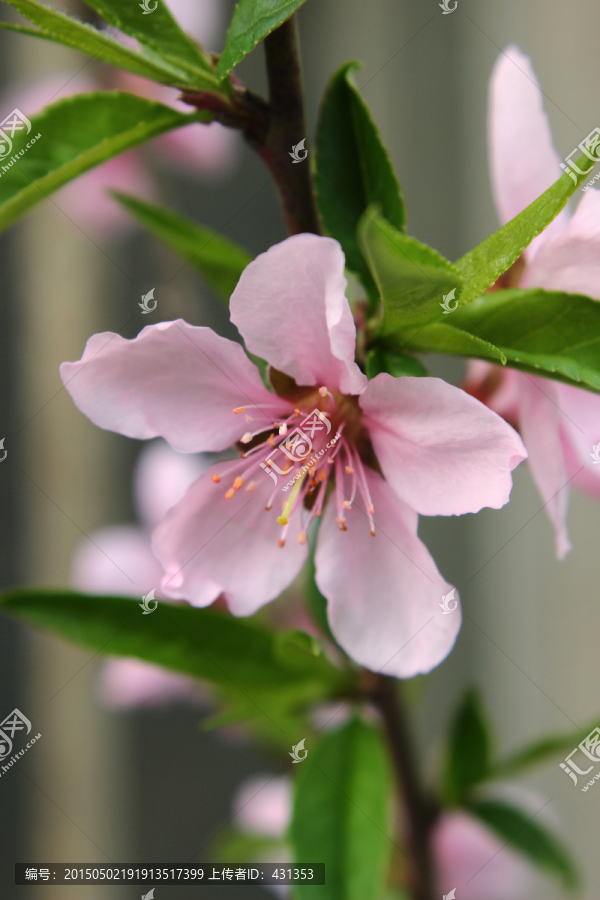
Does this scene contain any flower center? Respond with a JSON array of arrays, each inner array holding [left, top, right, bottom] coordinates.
[[216, 386, 376, 546]]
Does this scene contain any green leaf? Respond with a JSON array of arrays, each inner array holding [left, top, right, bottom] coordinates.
[[365, 346, 428, 378], [456, 150, 598, 304], [315, 63, 405, 304], [290, 718, 391, 900], [393, 321, 506, 364], [492, 720, 600, 779], [112, 193, 253, 303], [0, 0, 200, 87], [81, 0, 221, 89], [304, 549, 334, 641], [449, 287, 600, 392], [0, 92, 210, 235], [468, 799, 579, 890], [0, 589, 349, 719], [443, 689, 492, 803], [216, 0, 309, 80], [358, 207, 463, 332]]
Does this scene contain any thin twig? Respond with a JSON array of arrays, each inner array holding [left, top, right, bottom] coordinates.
[[370, 675, 438, 900]]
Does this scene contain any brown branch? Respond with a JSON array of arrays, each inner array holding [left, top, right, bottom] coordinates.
[[183, 15, 319, 236], [259, 14, 320, 235], [370, 675, 438, 900]]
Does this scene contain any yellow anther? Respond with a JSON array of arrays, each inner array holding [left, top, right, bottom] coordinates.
[[233, 477, 244, 491], [245, 481, 256, 493], [345, 466, 354, 475], [211, 474, 222, 483], [298, 531, 307, 544], [241, 432, 253, 443], [233, 407, 245, 414], [225, 488, 235, 500]]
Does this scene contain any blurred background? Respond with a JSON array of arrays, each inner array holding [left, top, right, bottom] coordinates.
[[1, 0, 599, 897]]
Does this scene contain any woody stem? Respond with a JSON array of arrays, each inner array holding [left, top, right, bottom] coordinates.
[[370, 675, 438, 900], [258, 14, 321, 236]]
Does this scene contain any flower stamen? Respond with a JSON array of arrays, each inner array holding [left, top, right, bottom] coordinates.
[[277, 471, 307, 526]]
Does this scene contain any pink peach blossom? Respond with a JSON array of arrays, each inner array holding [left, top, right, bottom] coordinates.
[[61, 234, 526, 678], [70, 440, 209, 709], [464, 45, 600, 558], [432, 809, 539, 899], [233, 775, 292, 838]]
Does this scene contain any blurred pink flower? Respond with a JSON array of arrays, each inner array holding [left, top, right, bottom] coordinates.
[[432, 809, 538, 899], [70, 440, 209, 709], [465, 45, 600, 557], [61, 234, 526, 678], [1, 72, 154, 237], [231, 776, 540, 899], [233, 775, 292, 838], [2, 0, 238, 239]]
